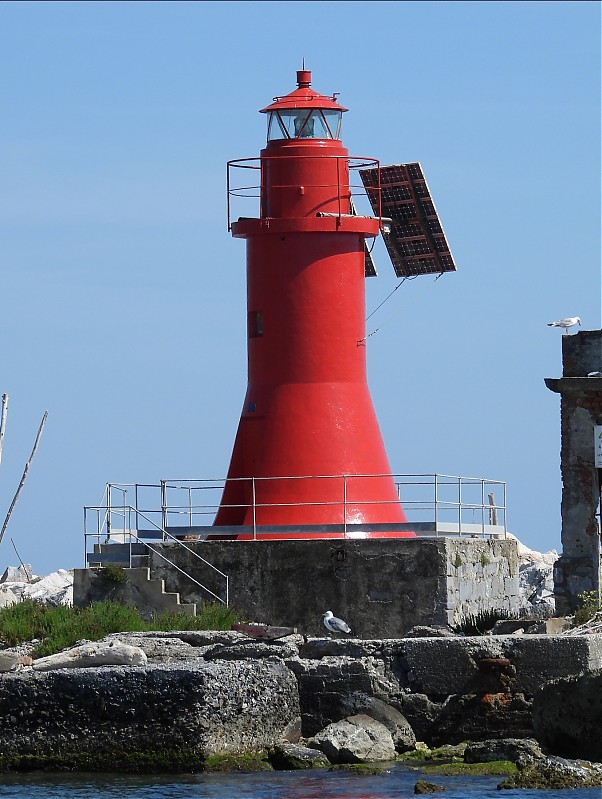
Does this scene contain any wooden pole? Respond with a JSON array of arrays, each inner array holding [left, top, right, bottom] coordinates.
[[0, 411, 48, 547], [0, 394, 8, 466]]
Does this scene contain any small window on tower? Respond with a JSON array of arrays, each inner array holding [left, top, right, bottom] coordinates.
[[248, 311, 263, 338]]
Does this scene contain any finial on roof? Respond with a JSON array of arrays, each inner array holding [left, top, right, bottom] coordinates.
[[297, 66, 311, 88]]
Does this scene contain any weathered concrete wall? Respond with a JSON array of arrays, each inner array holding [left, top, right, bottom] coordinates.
[[545, 329, 602, 612], [75, 538, 519, 637]]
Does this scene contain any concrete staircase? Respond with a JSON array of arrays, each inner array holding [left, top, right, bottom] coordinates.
[[87, 543, 196, 617]]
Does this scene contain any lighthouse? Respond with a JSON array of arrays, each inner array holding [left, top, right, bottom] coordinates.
[[213, 70, 413, 539]]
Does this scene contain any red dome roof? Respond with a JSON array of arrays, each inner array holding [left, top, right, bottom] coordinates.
[[260, 70, 347, 114]]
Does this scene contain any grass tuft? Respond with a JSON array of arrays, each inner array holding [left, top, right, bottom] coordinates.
[[0, 598, 239, 658]]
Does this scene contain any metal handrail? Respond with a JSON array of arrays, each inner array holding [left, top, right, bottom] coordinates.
[[86, 473, 507, 542], [226, 155, 381, 231], [86, 505, 229, 605]]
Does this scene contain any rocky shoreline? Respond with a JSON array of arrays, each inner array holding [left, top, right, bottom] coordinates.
[[0, 628, 600, 789]]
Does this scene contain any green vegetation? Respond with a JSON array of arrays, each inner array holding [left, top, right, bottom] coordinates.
[[332, 763, 391, 774], [0, 598, 239, 658], [574, 590, 602, 626], [100, 564, 128, 584], [397, 743, 467, 762], [204, 751, 273, 772], [499, 763, 602, 790], [421, 760, 518, 777], [454, 554, 463, 568]]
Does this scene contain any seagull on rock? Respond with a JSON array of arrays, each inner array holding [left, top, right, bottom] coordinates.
[[323, 610, 351, 635], [547, 316, 581, 334]]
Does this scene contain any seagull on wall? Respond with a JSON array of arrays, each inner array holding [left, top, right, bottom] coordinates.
[[547, 317, 581, 334], [323, 610, 352, 635]]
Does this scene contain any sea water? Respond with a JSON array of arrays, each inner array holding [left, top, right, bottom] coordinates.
[[0, 767, 600, 799]]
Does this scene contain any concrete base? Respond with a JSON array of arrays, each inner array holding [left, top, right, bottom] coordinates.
[[75, 538, 519, 637]]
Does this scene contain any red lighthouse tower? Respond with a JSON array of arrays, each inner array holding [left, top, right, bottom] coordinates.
[[214, 70, 413, 539]]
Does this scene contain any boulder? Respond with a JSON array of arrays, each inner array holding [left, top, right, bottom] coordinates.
[[33, 640, 147, 671], [22, 569, 73, 606], [464, 737, 544, 767], [310, 714, 396, 763], [0, 659, 301, 770], [0, 586, 17, 609], [414, 780, 445, 794], [287, 654, 401, 737], [342, 694, 416, 752], [269, 742, 329, 769], [533, 671, 602, 762], [0, 565, 34, 583], [0, 652, 27, 672], [498, 755, 602, 789]]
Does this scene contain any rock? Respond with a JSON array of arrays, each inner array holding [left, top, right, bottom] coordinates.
[[414, 780, 445, 794], [526, 618, 571, 635], [464, 737, 544, 767], [1, 565, 34, 583], [405, 627, 455, 638], [490, 620, 527, 635], [22, 570, 73, 606], [399, 692, 534, 747], [0, 586, 17, 608], [287, 653, 401, 737], [498, 755, 602, 789], [0, 652, 25, 672], [310, 714, 396, 763], [342, 694, 416, 753], [269, 742, 329, 769], [202, 639, 300, 661], [509, 537, 557, 616], [33, 640, 148, 671], [107, 630, 305, 664], [103, 634, 205, 663], [298, 638, 387, 659], [533, 670, 602, 762], [0, 659, 301, 770]]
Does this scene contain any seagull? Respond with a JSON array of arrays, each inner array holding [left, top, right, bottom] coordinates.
[[547, 316, 581, 334], [323, 610, 351, 635]]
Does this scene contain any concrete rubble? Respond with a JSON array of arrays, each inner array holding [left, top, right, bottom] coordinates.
[[0, 544, 597, 781], [0, 628, 598, 777], [509, 535, 557, 616], [0, 565, 73, 607]]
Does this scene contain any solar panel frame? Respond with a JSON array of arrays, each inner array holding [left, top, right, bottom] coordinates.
[[349, 195, 377, 276], [360, 163, 456, 278]]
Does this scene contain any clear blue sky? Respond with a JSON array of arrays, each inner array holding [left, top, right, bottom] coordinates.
[[0, 1, 600, 575]]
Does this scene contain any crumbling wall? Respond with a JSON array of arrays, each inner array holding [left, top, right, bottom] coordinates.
[[545, 329, 602, 613]]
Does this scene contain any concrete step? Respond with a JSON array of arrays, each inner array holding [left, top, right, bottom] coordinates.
[[88, 543, 150, 567], [85, 550, 198, 617], [87, 551, 149, 567], [124, 568, 196, 617]]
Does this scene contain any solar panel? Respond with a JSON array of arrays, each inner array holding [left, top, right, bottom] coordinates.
[[363, 243, 377, 277], [349, 196, 377, 276], [360, 163, 456, 278]]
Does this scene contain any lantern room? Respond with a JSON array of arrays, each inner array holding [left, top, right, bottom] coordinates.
[[262, 70, 346, 142]]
